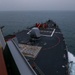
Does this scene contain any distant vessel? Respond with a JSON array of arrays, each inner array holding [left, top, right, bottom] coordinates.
[[0, 20, 71, 75]]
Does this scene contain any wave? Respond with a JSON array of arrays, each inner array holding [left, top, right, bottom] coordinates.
[[68, 52, 75, 75]]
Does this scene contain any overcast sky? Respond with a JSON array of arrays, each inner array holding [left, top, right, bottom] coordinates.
[[0, 0, 75, 11]]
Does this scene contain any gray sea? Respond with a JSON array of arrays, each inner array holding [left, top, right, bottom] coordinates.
[[0, 11, 75, 55]]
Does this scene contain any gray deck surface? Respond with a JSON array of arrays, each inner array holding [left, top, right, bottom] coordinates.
[[16, 21, 68, 75]]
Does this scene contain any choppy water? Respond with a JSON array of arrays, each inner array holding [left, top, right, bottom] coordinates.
[[0, 11, 75, 54]]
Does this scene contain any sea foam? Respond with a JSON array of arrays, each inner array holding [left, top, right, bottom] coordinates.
[[68, 52, 75, 75]]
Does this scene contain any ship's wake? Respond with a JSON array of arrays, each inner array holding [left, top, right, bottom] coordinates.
[[68, 52, 75, 75]]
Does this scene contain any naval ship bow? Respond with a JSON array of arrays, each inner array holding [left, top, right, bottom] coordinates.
[[16, 20, 69, 75], [0, 20, 69, 75]]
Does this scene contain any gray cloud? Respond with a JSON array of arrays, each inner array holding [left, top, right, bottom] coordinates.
[[0, 0, 75, 11]]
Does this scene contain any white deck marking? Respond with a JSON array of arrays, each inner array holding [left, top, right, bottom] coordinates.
[[27, 30, 31, 34], [51, 29, 56, 37], [40, 30, 52, 33], [27, 28, 57, 37], [41, 34, 51, 37]]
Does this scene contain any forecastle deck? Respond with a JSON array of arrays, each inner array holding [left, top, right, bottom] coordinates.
[[16, 20, 69, 75]]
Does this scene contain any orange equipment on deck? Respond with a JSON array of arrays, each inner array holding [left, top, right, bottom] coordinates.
[[35, 23, 48, 29]]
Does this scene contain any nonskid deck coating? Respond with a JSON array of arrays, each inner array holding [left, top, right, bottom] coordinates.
[[35, 33, 68, 75]]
